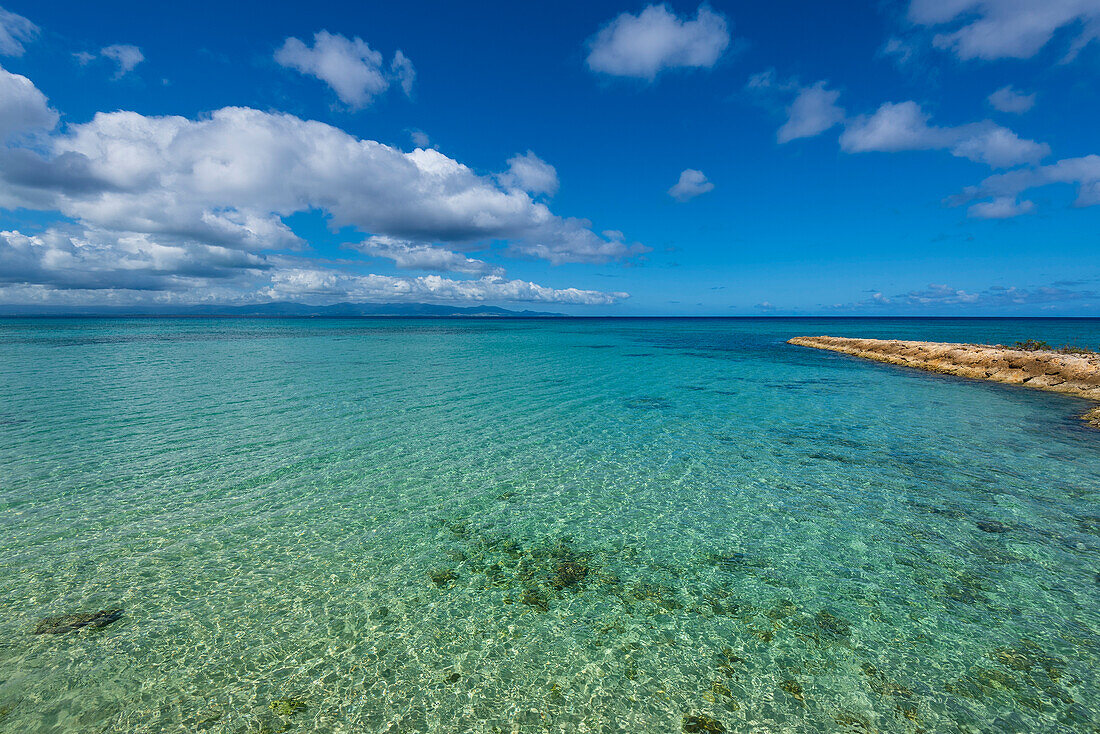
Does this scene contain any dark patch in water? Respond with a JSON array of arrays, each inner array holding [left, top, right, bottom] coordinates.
[[269, 699, 307, 717], [429, 569, 459, 587], [806, 452, 863, 465], [683, 714, 726, 732], [33, 609, 123, 635], [780, 679, 805, 702], [977, 520, 1011, 533], [624, 396, 673, 410], [1075, 515, 1100, 536], [815, 610, 851, 638], [522, 587, 549, 612]]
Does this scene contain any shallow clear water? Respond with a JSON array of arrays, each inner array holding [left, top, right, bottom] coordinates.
[[0, 317, 1098, 733]]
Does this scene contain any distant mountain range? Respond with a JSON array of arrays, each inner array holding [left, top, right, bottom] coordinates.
[[0, 302, 565, 317]]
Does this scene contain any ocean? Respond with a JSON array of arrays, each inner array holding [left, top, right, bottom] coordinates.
[[1, 317, 1098, 732]]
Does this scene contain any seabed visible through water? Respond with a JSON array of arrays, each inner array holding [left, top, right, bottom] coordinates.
[[0, 317, 1097, 732]]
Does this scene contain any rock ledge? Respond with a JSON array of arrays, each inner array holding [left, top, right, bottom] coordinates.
[[788, 336, 1100, 428]]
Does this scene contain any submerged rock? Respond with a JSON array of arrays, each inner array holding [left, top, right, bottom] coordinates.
[[682, 714, 726, 732], [552, 559, 590, 590], [977, 520, 1011, 533], [780, 679, 805, 702], [33, 609, 123, 635], [815, 609, 851, 638], [429, 569, 459, 587], [522, 586, 549, 612], [269, 699, 307, 716]]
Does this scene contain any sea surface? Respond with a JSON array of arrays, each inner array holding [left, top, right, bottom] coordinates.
[[0, 317, 1098, 733]]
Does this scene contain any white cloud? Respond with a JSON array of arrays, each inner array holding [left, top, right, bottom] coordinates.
[[953, 154, 1100, 216], [409, 129, 430, 148], [967, 196, 1036, 219], [275, 31, 413, 109], [0, 65, 58, 142], [349, 235, 502, 275], [101, 44, 144, 78], [987, 85, 1036, 113], [0, 72, 635, 305], [586, 3, 730, 80], [908, 0, 1100, 60], [504, 221, 647, 265], [668, 169, 713, 201], [499, 151, 558, 196], [880, 36, 918, 66], [0, 106, 639, 260], [390, 50, 415, 97], [0, 6, 36, 57], [840, 101, 1049, 167], [777, 81, 845, 143], [0, 229, 624, 305], [747, 71, 845, 143], [0, 227, 267, 291], [260, 269, 624, 305]]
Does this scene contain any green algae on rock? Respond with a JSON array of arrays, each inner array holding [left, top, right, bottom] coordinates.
[[682, 713, 726, 732], [781, 679, 805, 702], [429, 568, 459, 587], [269, 698, 307, 716]]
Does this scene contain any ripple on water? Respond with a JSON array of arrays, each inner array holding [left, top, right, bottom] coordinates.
[[0, 317, 1097, 732]]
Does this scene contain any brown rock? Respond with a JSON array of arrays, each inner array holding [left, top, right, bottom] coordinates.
[[788, 336, 1100, 428]]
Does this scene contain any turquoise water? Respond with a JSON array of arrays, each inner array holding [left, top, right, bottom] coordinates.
[[0, 317, 1098, 733]]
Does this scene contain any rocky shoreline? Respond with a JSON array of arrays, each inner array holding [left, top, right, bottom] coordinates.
[[788, 336, 1100, 428]]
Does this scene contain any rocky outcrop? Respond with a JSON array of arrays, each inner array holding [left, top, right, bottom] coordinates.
[[788, 336, 1100, 428]]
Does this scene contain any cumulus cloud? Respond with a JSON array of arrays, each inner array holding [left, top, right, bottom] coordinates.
[[840, 101, 1049, 168], [349, 235, 503, 275], [586, 3, 730, 80], [0, 105, 640, 260], [0, 231, 625, 306], [668, 169, 713, 201], [777, 81, 845, 143], [0, 72, 634, 305], [987, 85, 1036, 114], [952, 154, 1100, 217], [101, 44, 144, 78], [0, 65, 58, 142], [0, 6, 37, 57], [0, 227, 267, 291], [260, 269, 624, 305], [275, 31, 413, 108], [499, 151, 558, 196], [908, 0, 1100, 61], [747, 71, 845, 143], [409, 129, 430, 148]]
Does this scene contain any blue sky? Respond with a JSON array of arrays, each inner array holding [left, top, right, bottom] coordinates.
[[0, 0, 1098, 315]]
